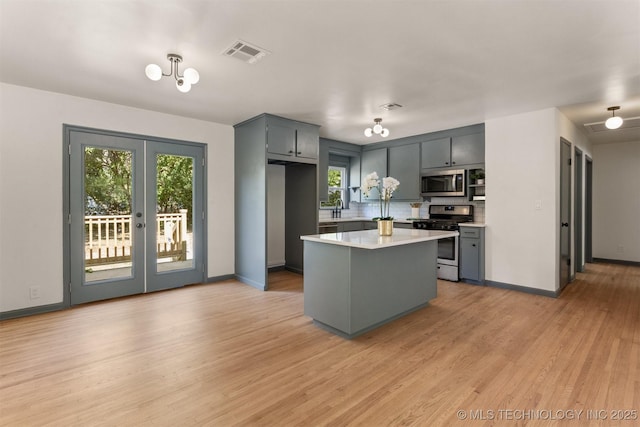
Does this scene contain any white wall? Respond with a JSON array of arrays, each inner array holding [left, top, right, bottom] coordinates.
[[485, 108, 559, 292], [267, 164, 285, 267], [485, 108, 592, 292], [592, 140, 640, 262], [0, 83, 235, 313]]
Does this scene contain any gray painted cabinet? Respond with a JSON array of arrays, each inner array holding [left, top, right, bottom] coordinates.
[[361, 148, 387, 202], [266, 117, 318, 162], [388, 143, 420, 200], [421, 137, 451, 169], [421, 133, 485, 169], [459, 226, 485, 283], [451, 133, 484, 166], [234, 113, 320, 290], [337, 221, 363, 232]]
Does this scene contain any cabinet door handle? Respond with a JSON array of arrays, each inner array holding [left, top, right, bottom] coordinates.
[[445, 162, 449, 165], [288, 150, 294, 154], [297, 151, 302, 155], [472, 244, 476, 247], [452, 161, 456, 164]]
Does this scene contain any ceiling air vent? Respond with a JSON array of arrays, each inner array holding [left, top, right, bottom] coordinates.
[[584, 116, 640, 133], [223, 40, 270, 64], [379, 103, 403, 111]]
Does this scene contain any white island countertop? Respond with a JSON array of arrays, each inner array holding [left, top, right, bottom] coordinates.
[[301, 228, 458, 250]]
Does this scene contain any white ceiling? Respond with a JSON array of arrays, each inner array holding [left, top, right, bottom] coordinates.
[[1, 0, 639, 145]]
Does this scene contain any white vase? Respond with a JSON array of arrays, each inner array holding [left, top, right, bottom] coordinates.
[[411, 207, 420, 218]]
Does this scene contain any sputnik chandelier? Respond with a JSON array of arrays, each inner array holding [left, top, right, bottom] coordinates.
[[364, 118, 389, 138], [145, 54, 200, 93]]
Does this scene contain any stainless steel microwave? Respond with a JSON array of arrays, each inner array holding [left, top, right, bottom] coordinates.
[[421, 169, 466, 197]]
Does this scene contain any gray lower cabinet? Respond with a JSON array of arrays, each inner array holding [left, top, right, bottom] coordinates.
[[388, 143, 420, 200], [337, 221, 363, 232], [394, 222, 413, 229], [362, 221, 378, 230], [459, 226, 485, 283]]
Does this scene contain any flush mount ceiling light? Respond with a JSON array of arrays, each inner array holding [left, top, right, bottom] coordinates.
[[605, 106, 623, 129], [364, 118, 389, 138], [145, 54, 200, 93]]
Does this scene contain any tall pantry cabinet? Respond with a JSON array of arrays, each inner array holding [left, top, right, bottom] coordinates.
[[234, 114, 320, 290]]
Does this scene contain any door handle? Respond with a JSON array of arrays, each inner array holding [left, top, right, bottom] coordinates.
[[136, 223, 144, 228], [561, 222, 569, 227]]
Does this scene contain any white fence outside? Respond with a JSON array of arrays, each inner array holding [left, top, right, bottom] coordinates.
[[84, 209, 188, 265]]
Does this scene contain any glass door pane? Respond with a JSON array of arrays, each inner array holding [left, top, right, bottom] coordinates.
[[84, 147, 134, 282], [155, 153, 194, 273]]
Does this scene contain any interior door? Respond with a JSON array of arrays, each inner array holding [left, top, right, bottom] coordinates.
[[68, 128, 205, 304], [560, 138, 572, 289], [574, 147, 583, 273]]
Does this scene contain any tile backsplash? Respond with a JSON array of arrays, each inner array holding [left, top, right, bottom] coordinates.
[[320, 200, 485, 223]]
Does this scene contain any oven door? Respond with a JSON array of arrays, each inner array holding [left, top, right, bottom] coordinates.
[[437, 234, 459, 266]]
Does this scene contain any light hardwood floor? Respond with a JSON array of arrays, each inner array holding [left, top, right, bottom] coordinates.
[[1, 263, 638, 426]]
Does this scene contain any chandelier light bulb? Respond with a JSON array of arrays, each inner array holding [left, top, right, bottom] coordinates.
[[183, 67, 200, 85], [176, 79, 191, 93], [373, 124, 383, 134], [145, 63, 162, 81], [381, 128, 389, 137], [605, 116, 623, 129], [364, 128, 373, 137]]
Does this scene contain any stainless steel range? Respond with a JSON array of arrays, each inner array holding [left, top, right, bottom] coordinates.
[[413, 205, 474, 281]]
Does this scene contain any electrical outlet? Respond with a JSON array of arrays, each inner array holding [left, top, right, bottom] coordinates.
[[29, 286, 41, 299], [534, 200, 542, 210]]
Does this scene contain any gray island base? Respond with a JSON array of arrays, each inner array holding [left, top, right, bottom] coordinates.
[[301, 228, 458, 339]]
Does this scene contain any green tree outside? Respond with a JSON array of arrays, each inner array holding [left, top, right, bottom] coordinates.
[[84, 149, 193, 228]]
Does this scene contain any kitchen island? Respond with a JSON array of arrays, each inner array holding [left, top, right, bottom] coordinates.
[[300, 228, 458, 338]]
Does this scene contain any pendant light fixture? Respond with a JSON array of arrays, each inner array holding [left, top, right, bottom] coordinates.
[[605, 106, 623, 130], [145, 54, 200, 93], [364, 118, 389, 137]]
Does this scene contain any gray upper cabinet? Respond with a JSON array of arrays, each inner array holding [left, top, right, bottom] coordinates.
[[451, 133, 484, 166], [267, 124, 296, 157], [361, 148, 387, 177], [388, 144, 420, 200], [361, 148, 387, 201], [421, 133, 484, 169], [266, 116, 319, 163], [296, 127, 319, 159], [421, 137, 451, 169]]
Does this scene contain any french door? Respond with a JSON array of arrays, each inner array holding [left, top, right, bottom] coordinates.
[[67, 127, 205, 305]]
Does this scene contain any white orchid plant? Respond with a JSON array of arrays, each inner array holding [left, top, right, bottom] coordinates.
[[361, 172, 400, 220]]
